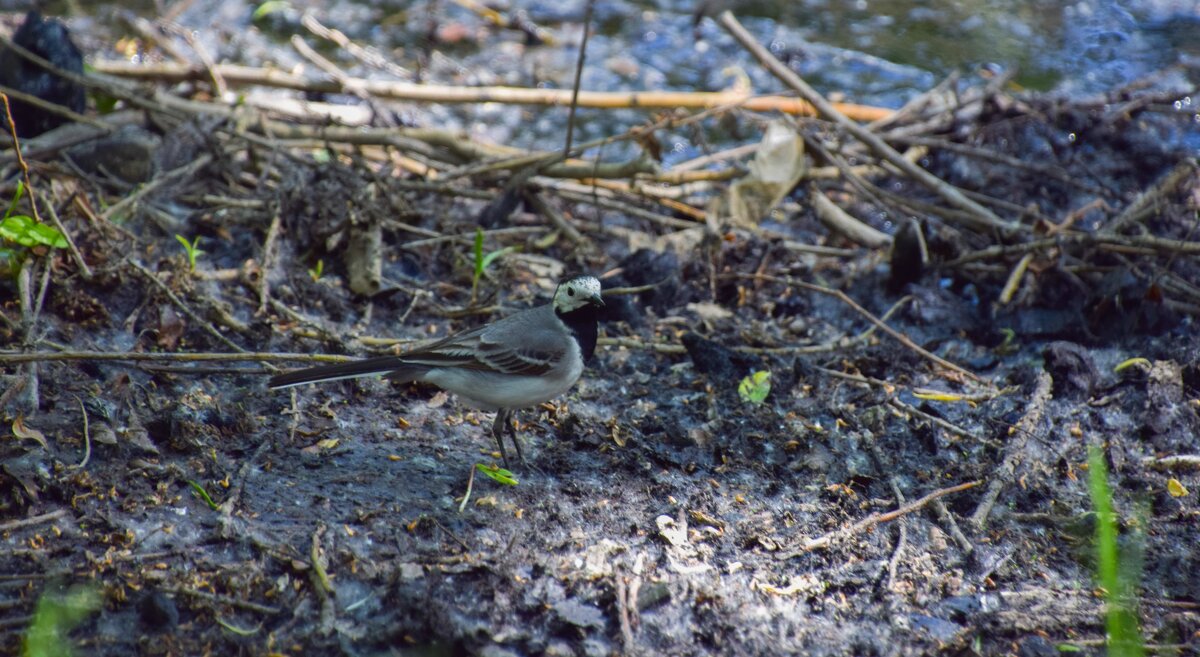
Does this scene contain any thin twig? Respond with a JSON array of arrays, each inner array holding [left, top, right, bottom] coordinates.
[[125, 259, 248, 353], [562, 0, 595, 157], [256, 211, 283, 315], [777, 480, 981, 558], [70, 396, 91, 470], [38, 191, 92, 279], [300, 13, 411, 80], [90, 59, 894, 121], [716, 11, 1012, 232], [1102, 157, 1198, 233], [168, 586, 281, 616], [969, 370, 1052, 528], [732, 273, 984, 383], [0, 509, 70, 532], [458, 464, 477, 513], [101, 154, 213, 222]]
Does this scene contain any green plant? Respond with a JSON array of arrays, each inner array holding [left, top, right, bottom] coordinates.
[[22, 583, 100, 657], [186, 479, 220, 511], [458, 462, 519, 512], [308, 258, 324, 282], [470, 228, 517, 303], [251, 1, 293, 22], [738, 370, 771, 404], [1086, 445, 1144, 657], [0, 182, 67, 274], [174, 234, 205, 272], [994, 327, 1019, 355], [476, 463, 518, 486]]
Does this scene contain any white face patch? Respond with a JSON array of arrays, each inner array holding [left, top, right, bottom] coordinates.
[[553, 275, 602, 313]]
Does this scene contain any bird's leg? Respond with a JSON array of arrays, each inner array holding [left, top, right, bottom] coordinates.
[[506, 410, 526, 465], [490, 410, 511, 467]]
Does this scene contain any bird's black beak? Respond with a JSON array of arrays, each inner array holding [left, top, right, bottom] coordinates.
[[591, 295, 605, 308]]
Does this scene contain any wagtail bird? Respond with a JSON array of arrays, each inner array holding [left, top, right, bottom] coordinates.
[[269, 275, 604, 465]]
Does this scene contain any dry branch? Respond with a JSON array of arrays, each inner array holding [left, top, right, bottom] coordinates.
[[89, 60, 893, 122], [777, 480, 981, 558], [717, 11, 1014, 233]]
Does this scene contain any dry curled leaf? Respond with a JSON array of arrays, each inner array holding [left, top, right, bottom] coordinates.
[[12, 416, 48, 449]]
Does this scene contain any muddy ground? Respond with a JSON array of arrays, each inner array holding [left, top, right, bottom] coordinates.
[[2, 4, 1200, 657]]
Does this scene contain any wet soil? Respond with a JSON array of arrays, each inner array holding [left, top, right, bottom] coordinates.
[[2, 4, 1200, 657]]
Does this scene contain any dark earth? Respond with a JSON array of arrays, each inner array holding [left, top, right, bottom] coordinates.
[[2, 2, 1199, 656]]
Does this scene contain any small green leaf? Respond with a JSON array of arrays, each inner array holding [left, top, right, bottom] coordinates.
[[994, 327, 1019, 355], [4, 180, 25, 220], [215, 617, 261, 635], [0, 215, 34, 244], [175, 235, 204, 271], [480, 246, 517, 272], [738, 370, 771, 405], [94, 93, 118, 114], [186, 479, 220, 510], [22, 584, 100, 657], [1055, 644, 1081, 652], [27, 222, 68, 248], [475, 463, 518, 486], [251, 1, 292, 21], [308, 259, 324, 282]]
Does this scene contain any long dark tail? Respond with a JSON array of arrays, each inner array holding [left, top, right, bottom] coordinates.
[[268, 356, 426, 389]]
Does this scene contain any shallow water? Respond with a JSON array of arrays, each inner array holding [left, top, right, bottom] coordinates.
[[12, 0, 1198, 159], [641, 0, 1199, 96]]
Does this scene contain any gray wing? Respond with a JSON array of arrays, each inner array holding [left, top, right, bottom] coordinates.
[[398, 305, 568, 377]]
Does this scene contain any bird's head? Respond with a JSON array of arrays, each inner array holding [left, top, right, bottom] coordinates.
[[553, 275, 604, 314]]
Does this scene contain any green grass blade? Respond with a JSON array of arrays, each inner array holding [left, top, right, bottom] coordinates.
[[1087, 445, 1144, 657]]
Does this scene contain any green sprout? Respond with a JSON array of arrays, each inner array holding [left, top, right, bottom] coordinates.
[[470, 228, 517, 304], [308, 258, 324, 282], [475, 463, 518, 486], [251, 1, 293, 22], [738, 370, 771, 405], [994, 327, 1020, 355], [22, 583, 100, 657], [459, 462, 519, 512], [174, 235, 205, 272], [1, 182, 68, 275], [2, 181, 67, 247], [186, 479, 220, 511], [1086, 445, 1144, 657]]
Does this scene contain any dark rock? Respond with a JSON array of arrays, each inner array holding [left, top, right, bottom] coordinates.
[[478, 187, 523, 228], [1042, 341, 1099, 398], [1182, 358, 1200, 397], [600, 248, 681, 325], [935, 595, 981, 622], [906, 285, 982, 335], [681, 332, 758, 383], [137, 590, 179, 632], [0, 11, 86, 138], [909, 613, 965, 643], [65, 125, 161, 183], [552, 598, 604, 629], [1017, 635, 1058, 657]]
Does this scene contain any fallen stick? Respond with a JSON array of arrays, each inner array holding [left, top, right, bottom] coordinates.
[[777, 480, 981, 558], [89, 60, 894, 122], [716, 11, 1013, 233]]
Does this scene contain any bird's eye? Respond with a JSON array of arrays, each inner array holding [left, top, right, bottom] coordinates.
[[567, 288, 575, 296]]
